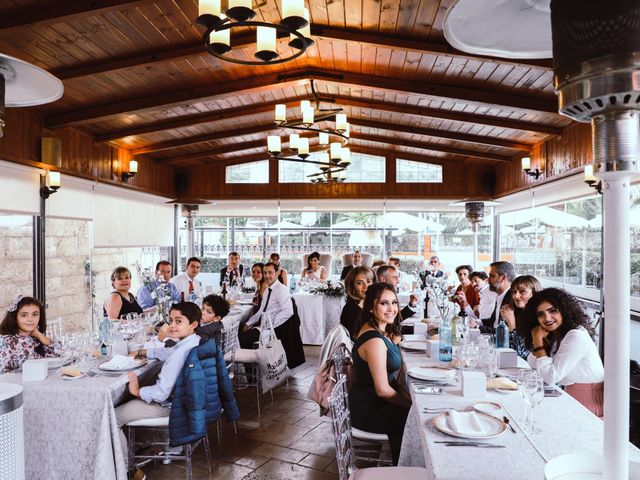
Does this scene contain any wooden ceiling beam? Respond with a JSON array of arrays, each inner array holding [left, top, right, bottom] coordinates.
[[351, 132, 513, 163], [44, 75, 305, 128], [350, 118, 532, 151], [96, 95, 313, 142], [0, 0, 150, 35]]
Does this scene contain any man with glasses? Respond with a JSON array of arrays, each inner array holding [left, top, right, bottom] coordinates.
[[137, 260, 181, 310], [427, 255, 445, 278], [480, 261, 515, 333]]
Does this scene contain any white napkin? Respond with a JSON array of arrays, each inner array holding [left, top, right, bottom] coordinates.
[[102, 354, 135, 370], [447, 410, 487, 435]]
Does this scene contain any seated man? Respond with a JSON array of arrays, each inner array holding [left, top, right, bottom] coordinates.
[[376, 264, 400, 291], [219, 251, 245, 287], [388, 256, 410, 291], [427, 255, 445, 277], [400, 293, 420, 320], [239, 262, 293, 349], [137, 260, 181, 310], [198, 294, 230, 346], [340, 250, 362, 281], [170, 257, 203, 301]]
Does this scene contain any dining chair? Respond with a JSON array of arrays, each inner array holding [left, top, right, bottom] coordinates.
[[126, 417, 212, 480], [301, 252, 333, 273], [219, 317, 241, 440], [234, 347, 274, 417], [328, 374, 426, 480]]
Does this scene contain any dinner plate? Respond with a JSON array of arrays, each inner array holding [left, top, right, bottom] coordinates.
[[45, 357, 72, 370], [495, 388, 519, 395], [433, 411, 506, 439], [98, 358, 147, 372], [400, 340, 427, 351], [473, 401, 502, 415], [61, 373, 85, 381], [407, 366, 456, 382]]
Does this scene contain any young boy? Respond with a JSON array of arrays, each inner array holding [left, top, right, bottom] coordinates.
[[115, 302, 202, 480], [198, 294, 230, 346]]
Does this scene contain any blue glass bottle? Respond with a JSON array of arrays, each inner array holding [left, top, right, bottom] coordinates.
[[496, 318, 510, 349], [439, 317, 452, 362]]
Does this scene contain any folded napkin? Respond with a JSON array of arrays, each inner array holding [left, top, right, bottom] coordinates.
[[102, 354, 135, 370], [486, 377, 518, 390], [61, 366, 82, 377], [447, 410, 487, 435]]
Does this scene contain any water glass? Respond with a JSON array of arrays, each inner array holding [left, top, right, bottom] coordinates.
[[483, 348, 498, 378], [522, 371, 544, 433]]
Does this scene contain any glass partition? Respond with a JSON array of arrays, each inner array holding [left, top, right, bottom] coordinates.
[[0, 214, 34, 313]]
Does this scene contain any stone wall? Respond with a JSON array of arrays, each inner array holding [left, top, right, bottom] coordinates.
[[0, 215, 34, 313]]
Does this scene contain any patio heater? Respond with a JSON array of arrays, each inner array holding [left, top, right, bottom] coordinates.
[[451, 200, 500, 267], [181, 204, 199, 260], [0, 384, 25, 480], [551, 0, 640, 477]]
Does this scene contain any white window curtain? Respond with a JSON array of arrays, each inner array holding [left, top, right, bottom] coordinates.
[[0, 160, 40, 215], [46, 174, 95, 220]]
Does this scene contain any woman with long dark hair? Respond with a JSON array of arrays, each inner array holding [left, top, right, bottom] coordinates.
[[522, 288, 604, 417], [500, 275, 542, 359], [300, 251, 328, 282], [349, 282, 411, 465], [339, 266, 374, 339]]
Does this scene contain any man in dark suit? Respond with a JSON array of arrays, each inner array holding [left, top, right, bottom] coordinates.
[[340, 250, 362, 281], [479, 261, 516, 333], [427, 255, 445, 278], [219, 251, 245, 286]]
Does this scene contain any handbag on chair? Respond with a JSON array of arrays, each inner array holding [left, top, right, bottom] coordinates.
[[256, 314, 290, 393]]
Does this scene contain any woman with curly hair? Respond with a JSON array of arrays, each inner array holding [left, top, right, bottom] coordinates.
[[500, 275, 542, 359], [349, 282, 411, 465], [522, 288, 604, 416]]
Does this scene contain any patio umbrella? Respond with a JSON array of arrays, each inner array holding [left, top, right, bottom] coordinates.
[[382, 212, 446, 233], [501, 206, 590, 228]]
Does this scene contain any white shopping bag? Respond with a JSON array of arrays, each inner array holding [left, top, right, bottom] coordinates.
[[256, 313, 290, 393]]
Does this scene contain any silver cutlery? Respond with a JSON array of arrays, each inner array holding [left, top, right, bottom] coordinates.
[[435, 441, 505, 448], [502, 416, 517, 433]]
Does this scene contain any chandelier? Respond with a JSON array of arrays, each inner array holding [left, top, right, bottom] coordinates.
[[196, 0, 314, 65], [267, 80, 350, 182]]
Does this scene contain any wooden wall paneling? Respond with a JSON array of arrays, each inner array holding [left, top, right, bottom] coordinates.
[[0, 109, 42, 163]]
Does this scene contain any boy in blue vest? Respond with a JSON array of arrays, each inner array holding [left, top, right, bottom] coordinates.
[[115, 302, 201, 480]]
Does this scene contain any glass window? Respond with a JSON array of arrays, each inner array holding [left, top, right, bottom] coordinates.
[[279, 151, 385, 183], [0, 214, 34, 313], [225, 160, 269, 184], [396, 159, 443, 183]]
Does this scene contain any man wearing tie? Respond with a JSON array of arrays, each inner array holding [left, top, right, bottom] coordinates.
[[137, 260, 182, 310], [239, 262, 293, 349], [169, 257, 203, 300], [219, 251, 245, 286], [479, 261, 515, 333]]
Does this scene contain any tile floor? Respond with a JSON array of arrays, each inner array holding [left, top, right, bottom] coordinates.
[[141, 346, 341, 480]]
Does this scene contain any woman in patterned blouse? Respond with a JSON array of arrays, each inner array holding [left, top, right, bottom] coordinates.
[[0, 296, 55, 373], [500, 275, 542, 359]]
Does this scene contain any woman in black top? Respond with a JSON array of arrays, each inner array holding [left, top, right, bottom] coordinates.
[[339, 266, 374, 339], [103, 266, 143, 319], [269, 253, 288, 287], [349, 282, 411, 465], [500, 275, 542, 359]]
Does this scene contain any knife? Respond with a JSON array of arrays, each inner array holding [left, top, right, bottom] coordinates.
[[435, 441, 505, 448]]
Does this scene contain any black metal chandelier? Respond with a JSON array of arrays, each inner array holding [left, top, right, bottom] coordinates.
[[196, 0, 314, 65], [267, 80, 350, 183]]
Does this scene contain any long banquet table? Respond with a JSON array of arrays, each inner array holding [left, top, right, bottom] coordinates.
[[398, 343, 640, 478], [293, 292, 344, 345], [0, 361, 161, 480]]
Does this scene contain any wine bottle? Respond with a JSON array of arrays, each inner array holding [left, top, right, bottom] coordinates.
[[221, 281, 228, 300], [496, 317, 509, 349]]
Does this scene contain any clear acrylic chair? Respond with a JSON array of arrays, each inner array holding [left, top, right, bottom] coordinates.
[[328, 374, 426, 480], [218, 317, 241, 441], [126, 417, 212, 480]]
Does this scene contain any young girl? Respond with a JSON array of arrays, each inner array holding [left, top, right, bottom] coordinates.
[[349, 282, 411, 465], [115, 302, 202, 475], [0, 296, 55, 373]]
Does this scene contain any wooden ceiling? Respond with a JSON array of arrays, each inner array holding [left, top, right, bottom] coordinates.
[[1, 0, 573, 176]]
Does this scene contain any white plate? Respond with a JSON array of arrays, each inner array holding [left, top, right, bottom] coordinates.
[[400, 341, 427, 351], [495, 388, 519, 395], [237, 301, 254, 306], [45, 357, 72, 370], [99, 358, 147, 372], [407, 367, 456, 382], [61, 373, 85, 381], [433, 411, 506, 439], [473, 401, 502, 415]]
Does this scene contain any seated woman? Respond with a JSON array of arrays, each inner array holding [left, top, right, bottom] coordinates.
[[300, 251, 328, 283], [340, 266, 374, 339], [522, 288, 604, 417], [115, 302, 203, 478], [0, 296, 55, 373], [349, 282, 411, 465], [104, 266, 143, 320], [250, 262, 267, 314], [269, 252, 288, 287], [500, 275, 541, 359]]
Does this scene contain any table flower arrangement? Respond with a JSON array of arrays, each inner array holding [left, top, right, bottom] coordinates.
[[135, 262, 173, 322], [308, 280, 345, 298], [418, 273, 455, 320]]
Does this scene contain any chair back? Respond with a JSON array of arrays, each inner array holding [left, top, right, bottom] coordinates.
[[221, 316, 241, 376], [328, 374, 355, 480], [341, 252, 374, 268], [302, 253, 333, 273]]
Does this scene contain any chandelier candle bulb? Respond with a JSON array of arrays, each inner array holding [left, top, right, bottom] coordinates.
[[298, 137, 309, 155], [255, 26, 277, 61], [275, 104, 286, 122], [226, 0, 254, 22], [209, 27, 230, 53], [330, 142, 341, 160], [48, 171, 61, 188], [267, 135, 281, 153], [521, 156, 531, 170], [300, 100, 311, 111], [340, 147, 350, 162], [199, 0, 221, 16], [302, 106, 314, 125], [281, 0, 307, 30], [584, 164, 597, 183], [289, 8, 313, 50], [128, 159, 138, 173], [289, 133, 299, 149], [319, 132, 329, 145], [336, 113, 347, 132]]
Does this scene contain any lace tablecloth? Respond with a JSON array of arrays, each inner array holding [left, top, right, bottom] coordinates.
[[0, 361, 161, 480], [398, 349, 640, 478]]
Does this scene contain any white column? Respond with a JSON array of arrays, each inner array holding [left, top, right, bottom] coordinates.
[[601, 172, 632, 480]]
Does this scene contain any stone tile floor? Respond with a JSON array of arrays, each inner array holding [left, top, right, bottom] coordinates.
[[140, 346, 341, 480]]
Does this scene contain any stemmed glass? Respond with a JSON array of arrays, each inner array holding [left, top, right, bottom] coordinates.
[[522, 371, 544, 434], [483, 347, 498, 378]]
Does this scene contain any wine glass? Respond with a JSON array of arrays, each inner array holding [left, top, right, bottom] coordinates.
[[483, 347, 498, 378], [523, 371, 544, 434]]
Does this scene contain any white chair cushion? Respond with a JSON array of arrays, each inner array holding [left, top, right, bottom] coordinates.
[[234, 348, 258, 363], [352, 427, 388, 442], [126, 416, 169, 427], [351, 467, 427, 480]]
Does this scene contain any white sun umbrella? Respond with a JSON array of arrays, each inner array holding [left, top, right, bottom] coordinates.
[[382, 212, 446, 233], [269, 220, 305, 235], [501, 206, 590, 228]]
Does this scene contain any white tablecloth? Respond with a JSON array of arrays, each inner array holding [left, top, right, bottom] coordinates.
[[398, 349, 640, 478], [0, 361, 161, 480], [293, 293, 344, 345]]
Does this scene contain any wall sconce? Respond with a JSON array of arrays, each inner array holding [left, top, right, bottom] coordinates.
[[122, 159, 138, 182], [584, 164, 602, 194], [521, 156, 542, 180], [40, 171, 61, 199]]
